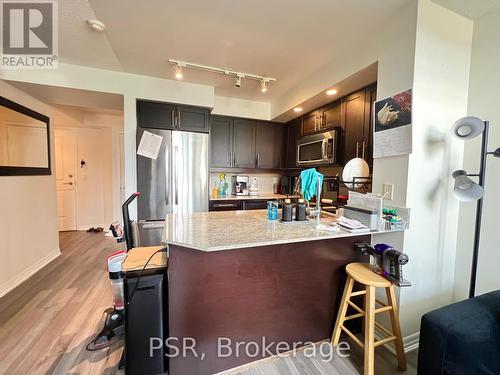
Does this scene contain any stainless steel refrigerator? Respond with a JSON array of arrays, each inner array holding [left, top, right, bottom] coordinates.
[[134, 128, 208, 246]]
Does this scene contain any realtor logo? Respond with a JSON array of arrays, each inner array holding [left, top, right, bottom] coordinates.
[[1, 0, 58, 68]]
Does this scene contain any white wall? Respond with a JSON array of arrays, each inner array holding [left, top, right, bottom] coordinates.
[[400, 0, 473, 336], [455, 9, 500, 299], [212, 96, 271, 120], [54, 106, 124, 226], [0, 81, 60, 298]]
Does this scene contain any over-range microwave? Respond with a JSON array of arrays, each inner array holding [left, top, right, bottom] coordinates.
[[296, 129, 337, 166]]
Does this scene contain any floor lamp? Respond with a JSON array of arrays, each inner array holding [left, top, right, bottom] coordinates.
[[451, 116, 500, 298]]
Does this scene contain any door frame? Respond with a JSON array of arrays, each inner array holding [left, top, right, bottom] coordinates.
[[55, 127, 79, 231]]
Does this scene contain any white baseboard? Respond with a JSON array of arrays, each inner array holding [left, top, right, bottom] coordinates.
[[0, 248, 61, 299], [375, 328, 419, 354]]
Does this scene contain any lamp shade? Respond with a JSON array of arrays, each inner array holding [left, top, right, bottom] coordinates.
[[452, 170, 484, 202], [451, 116, 484, 139]]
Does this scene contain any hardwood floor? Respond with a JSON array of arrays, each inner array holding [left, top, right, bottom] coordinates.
[[0, 231, 418, 375], [0, 231, 125, 375]]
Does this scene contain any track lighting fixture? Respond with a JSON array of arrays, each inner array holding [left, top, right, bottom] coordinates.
[[168, 59, 276, 93]]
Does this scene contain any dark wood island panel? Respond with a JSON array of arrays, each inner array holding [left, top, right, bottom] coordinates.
[[168, 235, 369, 374]]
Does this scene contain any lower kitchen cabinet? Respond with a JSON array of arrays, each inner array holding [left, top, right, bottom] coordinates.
[[209, 200, 242, 211], [209, 199, 274, 211], [242, 200, 268, 210]]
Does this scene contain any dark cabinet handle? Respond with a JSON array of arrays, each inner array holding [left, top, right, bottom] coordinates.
[[257, 153, 260, 167], [215, 203, 238, 208], [171, 110, 175, 128]]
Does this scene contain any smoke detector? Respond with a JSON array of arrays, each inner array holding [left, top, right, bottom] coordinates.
[[87, 19, 106, 32]]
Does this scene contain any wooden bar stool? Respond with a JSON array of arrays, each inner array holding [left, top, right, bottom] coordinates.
[[331, 263, 406, 375]]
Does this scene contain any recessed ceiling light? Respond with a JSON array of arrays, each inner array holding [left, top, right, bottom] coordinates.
[[326, 89, 337, 95], [87, 19, 106, 32], [294, 107, 303, 113], [175, 66, 183, 80]]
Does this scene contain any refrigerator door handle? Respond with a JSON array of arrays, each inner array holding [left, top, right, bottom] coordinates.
[[174, 145, 179, 206]]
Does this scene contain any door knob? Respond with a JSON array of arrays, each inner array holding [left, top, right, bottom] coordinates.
[[68, 174, 73, 178]]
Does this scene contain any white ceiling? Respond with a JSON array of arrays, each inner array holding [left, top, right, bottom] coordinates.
[[56, 0, 412, 102], [432, 0, 500, 19]]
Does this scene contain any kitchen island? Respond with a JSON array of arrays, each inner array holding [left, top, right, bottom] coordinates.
[[163, 210, 393, 374]]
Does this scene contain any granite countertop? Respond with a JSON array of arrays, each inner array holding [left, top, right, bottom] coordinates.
[[209, 193, 298, 201], [162, 210, 402, 252]]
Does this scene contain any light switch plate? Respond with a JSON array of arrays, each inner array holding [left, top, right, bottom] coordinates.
[[383, 183, 394, 200]]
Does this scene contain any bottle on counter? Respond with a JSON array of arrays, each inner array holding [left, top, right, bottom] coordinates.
[[295, 199, 307, 221], [282, 198, 293, 222]]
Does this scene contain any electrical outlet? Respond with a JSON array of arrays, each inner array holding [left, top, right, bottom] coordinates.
[[383, 183, 394, 200]]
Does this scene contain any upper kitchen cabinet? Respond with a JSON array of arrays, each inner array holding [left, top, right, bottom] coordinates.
[[255, 122, 284, 169], [137, 100, 176, 130], [210, 116, 233, 168], [177, 105, 210, 133], [301, 110, 319, 136], [318, 101, 341, 130], [137, 100, 209, 133], [284, 117, 301, 169], [232, 118, 256, 168]]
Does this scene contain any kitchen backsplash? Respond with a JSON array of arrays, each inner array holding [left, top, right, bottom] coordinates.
[[210, 173, 282, 194]]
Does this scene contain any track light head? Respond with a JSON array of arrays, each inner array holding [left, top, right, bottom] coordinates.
[[451, 116, 484, 139], [452, 170, 484, 202], [174, 65, 183, 80], [260, 80, 267, 93], [235, 75, 242, 88]]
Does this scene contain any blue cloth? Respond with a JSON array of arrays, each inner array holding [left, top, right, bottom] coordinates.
[[300, 168, 323, 201]]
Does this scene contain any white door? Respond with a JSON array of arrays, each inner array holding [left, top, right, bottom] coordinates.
[[55, 129, 77, 231]]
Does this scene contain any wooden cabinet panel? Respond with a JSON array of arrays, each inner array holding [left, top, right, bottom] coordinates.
[[137, 100, 176, 130], [242, 200, 269, 210], [233, 119, 256, 168], [209, 200, 242, 211], [178, 106, 209, 133], [256, 122, 284, 169], [302, 111, 318, 136], [210, 116, 233, 168], [364, 84, 377, 167], [285, 117, 301, 169], [320, 101, 341, 130], [341, 90, 367, 163]]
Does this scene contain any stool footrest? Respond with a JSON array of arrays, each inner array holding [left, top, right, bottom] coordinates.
[[374, 335, 397, 347], [344, 312, 364, 321], [347, 300, 364, 314], [340, 325, 364, 349], [350, 290, 366, 297], [374, 305, 393, 314]]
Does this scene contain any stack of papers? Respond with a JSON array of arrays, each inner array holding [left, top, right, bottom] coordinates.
[[337, 217, 370, 233]]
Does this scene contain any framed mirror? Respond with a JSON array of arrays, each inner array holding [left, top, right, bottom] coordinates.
[[0, 96, 51, 176]]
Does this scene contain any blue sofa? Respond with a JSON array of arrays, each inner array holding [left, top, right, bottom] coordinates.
[[418, 289, 500, 375]]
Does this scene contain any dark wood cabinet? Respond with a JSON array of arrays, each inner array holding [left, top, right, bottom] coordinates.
[[233, 119, 256, 168], [209, 199, 273, 211], [302, 111, 319, 136], [209, 200, 242, 211], [319, 101, 341, 130], [285, 117, 301, 169], [341, 90, 367, 163], [364, 84, 377, 167], [137, 100, 209, 133], [210, 116, 233, 168], [242, 200, 268, 210], [137, 100, 176, 130], [256, 122, 284, 169], [177, 105, 210, 133], [209, 116, 285, 171]]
